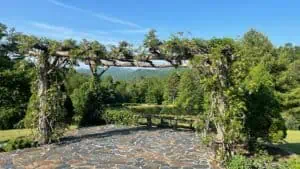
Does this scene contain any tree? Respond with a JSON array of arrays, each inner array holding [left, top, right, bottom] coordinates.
[[101, 75, 117, 104], [243, 64, 286, 149], [163, 71, 181, 104], [175, 70, 203, 114], [145, 77, 164, 104], [0, 61, 33, 129], [114, 80, 130, 103], [160, 33, 194, 66], [193, 38, 246, 160], [0, 23, 34, 129], [239, 30, 286, 148], [276, 44, 300, 129], [17, 35, 77, 144], [65, 69, 89, 95], [143, 29, 162, 58], [76, 39, 107, 80], [240, 29, 274, 67], [71, 80, 105, 126]]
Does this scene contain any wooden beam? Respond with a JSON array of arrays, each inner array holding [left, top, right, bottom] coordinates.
[[100, 59, 189, 68], [30, 49, 190, 68]]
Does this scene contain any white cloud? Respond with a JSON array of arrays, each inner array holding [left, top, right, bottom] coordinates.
[[46, 0, 142, 28]]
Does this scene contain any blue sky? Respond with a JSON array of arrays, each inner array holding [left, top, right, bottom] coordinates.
[[1, 0, 300, 46]]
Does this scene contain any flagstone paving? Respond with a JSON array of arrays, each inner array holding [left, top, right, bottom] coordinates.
[[0, 125, 213, 169]]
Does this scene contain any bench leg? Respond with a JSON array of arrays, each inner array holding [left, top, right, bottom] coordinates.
[[173, 120, 177, 129], [147, 117, 152, 128]]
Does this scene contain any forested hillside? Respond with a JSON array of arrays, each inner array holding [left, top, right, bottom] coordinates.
[[76, 67, 180, 80]]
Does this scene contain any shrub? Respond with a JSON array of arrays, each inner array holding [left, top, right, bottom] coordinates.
[[284, 114, 300, 130], [226, 152, 289, 169], [23, 93, 39, 129], [128, 105, 178, 115], [0, 107, 24, 129], [227, 155, 252, 169], [71, 81, 105, 126], [244, 66, 287, 150], [0, 68, 32, 129], [128, 105, 162, 115], [3, 137, 38, 152], [103, 108, 139, 125], [286, 156, 300, 169]]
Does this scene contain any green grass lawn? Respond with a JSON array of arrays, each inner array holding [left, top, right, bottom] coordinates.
[[0, 125, 78, 143], [0, 128, 33, 142], [277, 130, 300, 154]]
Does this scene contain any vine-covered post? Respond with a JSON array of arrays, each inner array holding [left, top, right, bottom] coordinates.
[[37, 52, 51, 144], [17, 35, 76, 144]]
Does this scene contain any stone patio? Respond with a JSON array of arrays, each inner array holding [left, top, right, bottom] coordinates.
[[0, 125, 213, 169]]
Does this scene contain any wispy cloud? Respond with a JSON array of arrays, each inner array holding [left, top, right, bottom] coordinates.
[[31, 22, 73, 33], [94, 14, 141, 29], [46, 0, 142, 29], [112, 28, 150, 34], [30, 22, 117, 44]]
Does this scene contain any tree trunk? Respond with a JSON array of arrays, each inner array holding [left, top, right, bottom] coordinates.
[[37, 54, 51, 144], [216, 94, 226, 142]]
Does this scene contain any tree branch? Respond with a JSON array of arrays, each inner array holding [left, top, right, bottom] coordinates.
[[99, 59, 189, 68], [47, 58, 68, 74], [98, 66, 110, 77]]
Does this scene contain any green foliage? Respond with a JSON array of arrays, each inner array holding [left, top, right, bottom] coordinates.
[[0, 55, 13, 71], [23, 93, 39, 129], [227, 155, 252, 169], [0, 60, 33, 129], [275, 44, 300, 130], [145, 78, 164, 104], [143, 29, 162, 58], [286, 156, 300, 169], [163, 71, 181, 104], [161, 33, 195, 63], [227, 152, 288, 169], [101, 76, 118, 104], [65, 69, 89, 95], [103, 108, 138, 125], [284, 114, 300, 130], [175, 70, 203, 114], [280, 87, 300, 129], [71, 79, 105, 126], [128, 105, 163, 115], [0, 107, 23, 129], [240, 29, 274, 67], [23, 82, 73, 141], [124, 77, 164, 104], [244, 64, 286, 145], [192, 38, 247, 160], [109, 41, 134, 60], [3, 137, 38, 152]]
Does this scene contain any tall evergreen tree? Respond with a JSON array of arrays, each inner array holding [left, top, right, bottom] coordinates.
[[175, 70, 203, 114], [163, 71, 181, 104]]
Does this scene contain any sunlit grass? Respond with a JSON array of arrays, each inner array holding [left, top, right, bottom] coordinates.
[[0, 128, 34, 142], [277, 130, 300, 154], [0, 125, 78, 143], [285, 130, 300, 143]]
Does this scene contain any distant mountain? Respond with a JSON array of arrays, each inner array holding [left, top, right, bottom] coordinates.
[[76, 67, 182, 81]]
